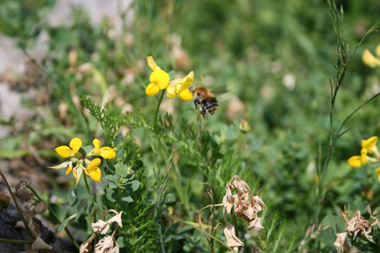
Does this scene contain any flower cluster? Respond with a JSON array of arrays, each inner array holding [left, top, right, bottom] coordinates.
[[348, 136, 380, 182], [50, 138, 116, 185], [362, 45, 380, 68], [145, 56, 194, 101]]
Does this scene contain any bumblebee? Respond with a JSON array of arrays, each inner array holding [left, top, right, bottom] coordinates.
[[193, 87, 218, 116]]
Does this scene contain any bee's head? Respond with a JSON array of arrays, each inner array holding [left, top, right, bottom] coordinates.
[[193, 87, 207, 98]]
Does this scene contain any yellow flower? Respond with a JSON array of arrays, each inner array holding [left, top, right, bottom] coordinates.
[[348, 148, 368, 168], [362, 49, 380, 68], [165, 71, 194, 101], [50, 137, 112, 186], [348, 136, 380, 183], [90, 139, 116, 159], [376, 167, 380, 183], [84, 158, 102, 182], [361, 136, 380, 156], [146, 56, 169, 96], [54, 138, 82, 158]]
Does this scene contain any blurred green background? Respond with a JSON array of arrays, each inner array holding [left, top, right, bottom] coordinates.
[[1, 0, 380, 251]]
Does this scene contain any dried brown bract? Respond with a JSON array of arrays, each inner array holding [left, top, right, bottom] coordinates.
[[223, 175, 265, 232], [14, 180, 34, 202], [199, 175, 265, 252], [334, 205, 380, 252], [0, 192, 11, 213], [340, 206, 373, 242], [81, 209, 123, 253]]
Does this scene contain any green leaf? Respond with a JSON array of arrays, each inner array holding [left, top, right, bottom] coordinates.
[[106, 188, 117, 202], [87, 204, 98, 227], [115, 164, 130, 176], [121, 196, 133, 204], [168, 70, 176, 80], [48, 203, 66, 225], [165, 193, 176, 204], [67, 188, 78, 206], [74, 204, 86, 222], [316, 227, 336, 246], [104, 175, 117, 183], [83, 145, 93, 155], [127, 180, 141, 192], [56, 213, 77, 233]]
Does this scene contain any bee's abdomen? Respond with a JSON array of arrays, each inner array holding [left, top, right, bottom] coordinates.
[[202, 97, 218, 115]]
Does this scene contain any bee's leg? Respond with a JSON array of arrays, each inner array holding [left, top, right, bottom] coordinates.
[[200, 106, 206, 116], [194, 100, 198, 109]]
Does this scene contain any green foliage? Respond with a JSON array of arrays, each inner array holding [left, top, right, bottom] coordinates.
[[3, 0, 380, 252]]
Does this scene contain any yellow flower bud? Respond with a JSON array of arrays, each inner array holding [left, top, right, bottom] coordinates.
[[239, 120, 251, 133]]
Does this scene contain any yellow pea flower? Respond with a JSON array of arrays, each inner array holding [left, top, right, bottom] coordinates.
[[50, 137, 114, 186], [54, 138, 82, 158], [348, 136, 380, 183], [348, 148, 368, 168], [88, 139, 116, 159], [146, 56, 170, 96], [375, 167, 380, 183], [84, 158, 102, 182], [361, 136, 380, 156], [362, 49, 380, 68], [165, 71, 194, 101]]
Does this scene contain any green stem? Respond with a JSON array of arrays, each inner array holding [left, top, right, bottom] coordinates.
[[0, 238, 34, 245], [154, 90, 165, 131], [230, 134, 244, 166], [0, 172, 35, 240], [26, 184, 80, 250], [83, 175, 96, 205]]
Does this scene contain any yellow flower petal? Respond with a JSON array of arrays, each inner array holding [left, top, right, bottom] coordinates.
[[87, 158, 102, 172], [174, 83, 182, 93], [88, 167, 101, 182], [375, 167, 380, 175], [363, 49, 380, 68], [177, 71, 194, 94], [147, 56, 160, 71], [69, 138, 82, 154], [348, 156, 363, 168], [100, 147, 116, 159], [157, 72, 170, 89], [361, 136, 378, 154], [361, 148, 368, 165], [54, 146, 73, 158], [178, 89, 193, 101], [166, 85, 176, 98], [150, 69, 164, 82], [93, 139, 101, 155], [87, 158, 102, 182], [66, 163, 73, 175], [376, 44, 380, 58], [146, 83, 159, 96]]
